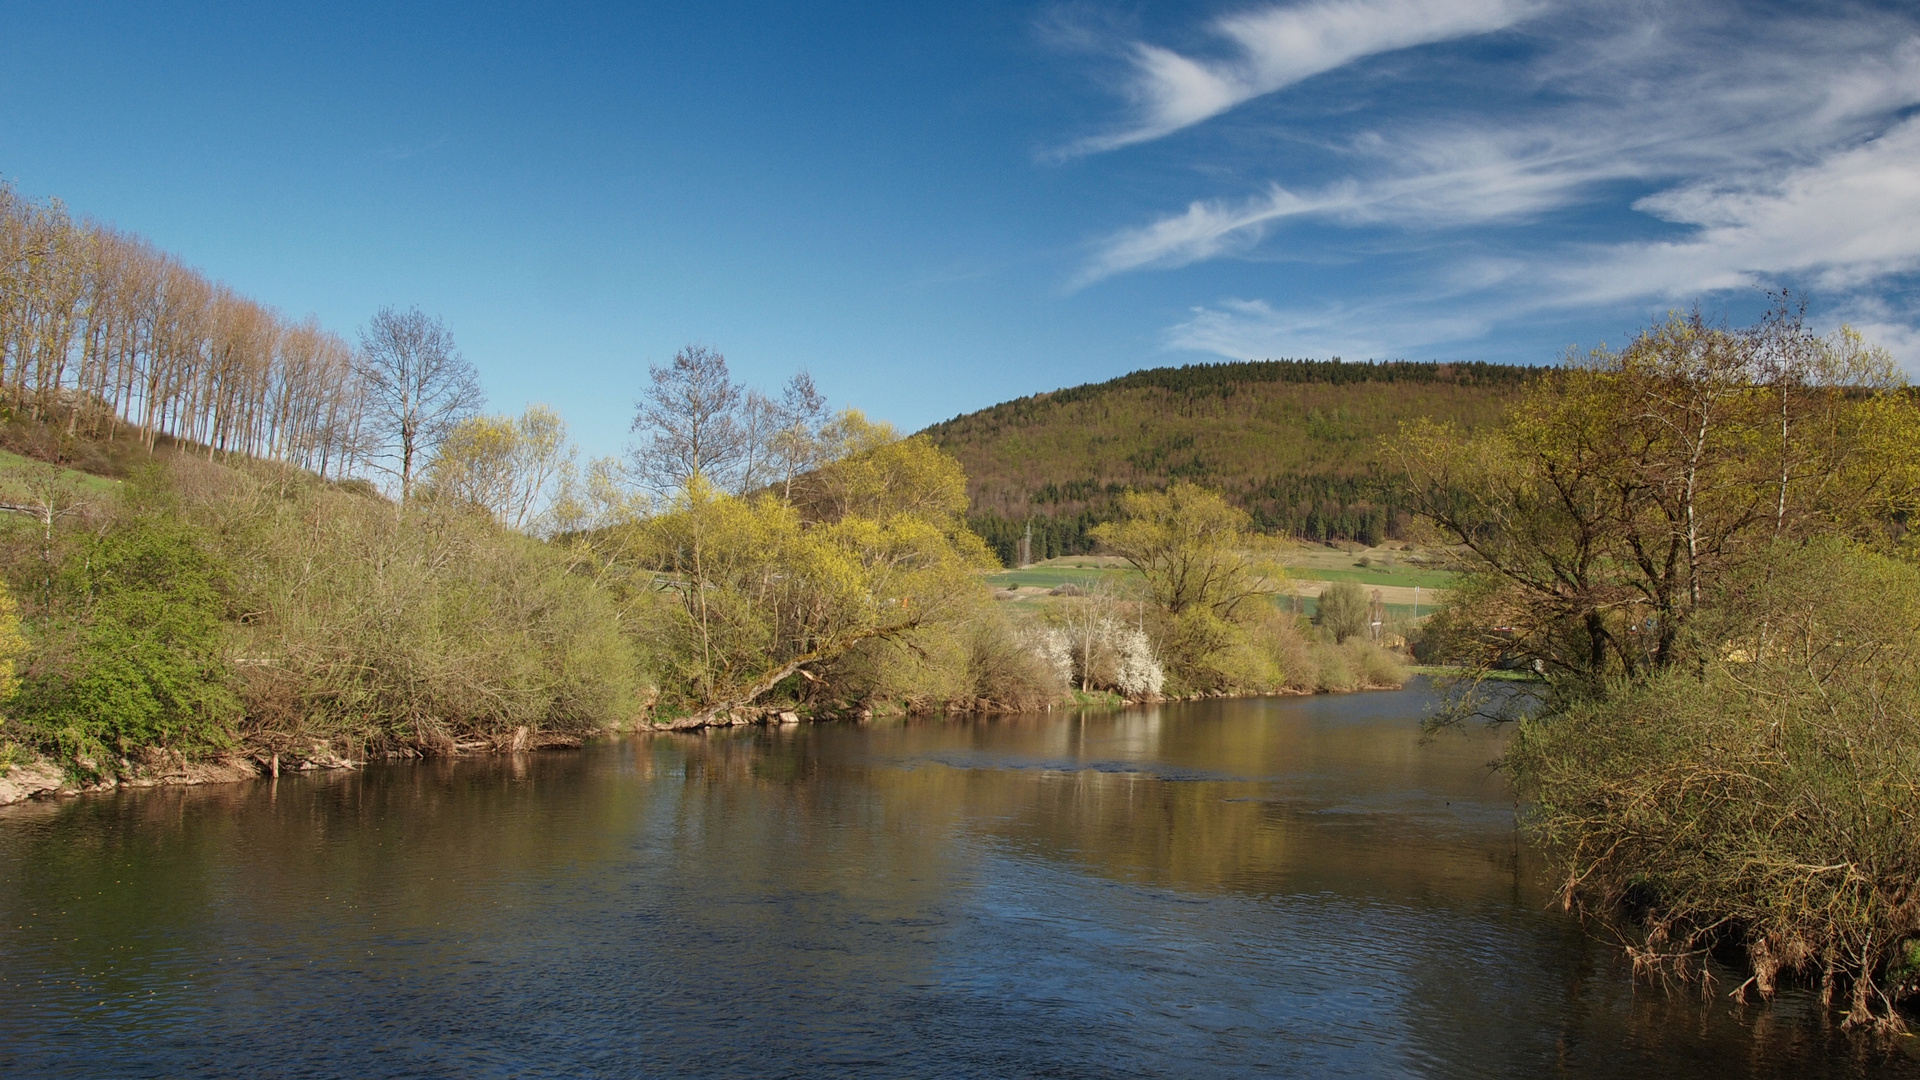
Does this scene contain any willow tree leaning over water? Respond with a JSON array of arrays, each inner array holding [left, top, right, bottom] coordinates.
[[1395, 300, 1920, 1028], [598, 346, 1032, 725], [625, 443, 992, 724]]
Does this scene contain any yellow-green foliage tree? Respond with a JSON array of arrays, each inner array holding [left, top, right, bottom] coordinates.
[[627, 415, 999, 724], [0, 578, 24, 702], [793, 411, 971, 522], [1398, 305, 1919, 687], [800, 418, 1067, 712], [1090, 483, 1276, 616], [1090, 483, 1273, 691], [426, 405, 573, 532]]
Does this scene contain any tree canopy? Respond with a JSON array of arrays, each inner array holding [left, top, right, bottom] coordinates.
[[616, 416, 996, 724], [1397, 305, 1919, 687]]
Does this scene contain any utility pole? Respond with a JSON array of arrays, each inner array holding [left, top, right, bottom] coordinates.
[[1019, 521, 1032, 568]]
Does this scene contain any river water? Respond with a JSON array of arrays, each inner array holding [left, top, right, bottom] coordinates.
[[2, 685, 1915, 1078]]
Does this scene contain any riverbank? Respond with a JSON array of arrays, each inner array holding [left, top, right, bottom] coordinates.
[[0, 676, 1420, 806], [0, 754, 262, 806], [636, 671, 1412, 732], [0, 728, 587, 806]]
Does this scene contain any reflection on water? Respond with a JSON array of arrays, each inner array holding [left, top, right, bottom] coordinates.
[[1, 684, 1915, 1078]]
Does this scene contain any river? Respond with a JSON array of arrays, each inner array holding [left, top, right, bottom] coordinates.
[[2, 683, 1915, 1077]]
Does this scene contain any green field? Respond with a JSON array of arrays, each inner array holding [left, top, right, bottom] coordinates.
[[984, 563, 1138, 591], [1287, 565, 1456, 589], [987, 552, 1456, 592], [984, 554, 1452, 626], [0, 448, 123, 497]]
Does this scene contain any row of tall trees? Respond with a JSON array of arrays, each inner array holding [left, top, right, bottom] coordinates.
[[0, 186, 367, 475], [0, 185, 490, 499]]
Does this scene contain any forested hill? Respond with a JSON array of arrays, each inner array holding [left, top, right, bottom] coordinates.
[[922, 358, 1537, 564]]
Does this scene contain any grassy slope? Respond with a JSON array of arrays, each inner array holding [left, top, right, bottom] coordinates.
[[923, 358, 1532, 561], [0, 408, 266, 485], [0, 448, 123, 498]]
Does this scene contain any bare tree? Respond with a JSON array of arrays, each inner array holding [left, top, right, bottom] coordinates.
[[737, 388, 781, 495], [771, 370, 828, 503], [357, 306, 483, 504], [738, 370, 831, 499], [629, 344, 745, 495]]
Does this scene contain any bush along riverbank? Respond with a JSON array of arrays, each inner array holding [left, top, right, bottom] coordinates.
[[0, 371, 1406, 803], [1399, 302, 1920, 1031]]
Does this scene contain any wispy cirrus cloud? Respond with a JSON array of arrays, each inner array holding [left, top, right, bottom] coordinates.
[[1074, 125, 1651, 283], [1071, 0, 1920, 364], [1063, 0, 1538, 156], [1553, 114, 1920, 304]]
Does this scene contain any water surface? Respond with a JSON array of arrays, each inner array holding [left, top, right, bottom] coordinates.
[[3, 686, 1914, 1077]]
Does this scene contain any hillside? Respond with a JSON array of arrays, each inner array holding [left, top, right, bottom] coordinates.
[[921, 359, 1537, 564]]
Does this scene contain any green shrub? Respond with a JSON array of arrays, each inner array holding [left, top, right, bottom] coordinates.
[[216, 479, 641, 752], [1339, 639, 1405, 687], [1244, 607, 1316, 691], [824, 601, 1068, 713], [1508, 539, 1920, 1029], [1314, 644, 1358, 691], [12, 512, 238, 772]]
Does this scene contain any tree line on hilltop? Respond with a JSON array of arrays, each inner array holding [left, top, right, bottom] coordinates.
[[0, 185, 366, 475]]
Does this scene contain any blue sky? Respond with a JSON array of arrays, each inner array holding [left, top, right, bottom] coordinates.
[[4, 1, 1918, 459]]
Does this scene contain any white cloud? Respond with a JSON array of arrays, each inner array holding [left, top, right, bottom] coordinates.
[[1073, 0, 1920, 356], [1552, 116, 1920, 304], [1067, 0, 1538, 155], [1078, 129, 1649, 281], [1165, 297, 1489, 359], [1076, 184, 1348, 283]]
